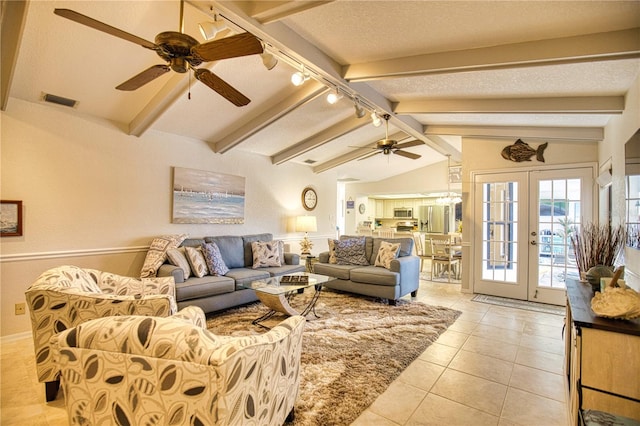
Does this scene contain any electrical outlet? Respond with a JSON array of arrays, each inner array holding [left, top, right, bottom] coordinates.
[[15, 303, 26, 315]]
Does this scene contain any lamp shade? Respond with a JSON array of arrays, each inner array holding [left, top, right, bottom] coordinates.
[[295, 215, 317, 233]]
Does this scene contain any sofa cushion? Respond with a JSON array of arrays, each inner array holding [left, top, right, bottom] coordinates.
[[242, 233, 276, 266], [166, 247, 191, 279], [374, 241, 401, 269], [251, 240, 282, 268], [335, 237, 369, 266], [224, 268, 271, 288], [205, 236, 245, 269], [340, 235, 374, 262], [350, 265, 399, 286], [312, 263, 360, 280], [175, 275, 235, 302], [202, 242, 229, 276], [185, 246, 208, 278], [370, 237, 413, 263], [141, 234, 188, 278], [327, 239, 338, 264]]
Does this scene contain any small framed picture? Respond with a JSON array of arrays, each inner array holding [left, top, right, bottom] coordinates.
[[1, 200, 23, 237]]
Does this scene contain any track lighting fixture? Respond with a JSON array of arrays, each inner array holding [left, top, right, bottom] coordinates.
[[371, 112, 382, 127], [291, 65, 310, 86], [198, 15, 227, 40], [354, 100, 366, 118], [260, 51, 278, 70], [327, 88, 343, 104]]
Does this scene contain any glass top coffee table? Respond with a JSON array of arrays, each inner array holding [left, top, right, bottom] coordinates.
[[241, 272, 334, 327]]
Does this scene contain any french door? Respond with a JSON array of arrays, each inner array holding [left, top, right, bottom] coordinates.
[[473, 167, 594, 305]]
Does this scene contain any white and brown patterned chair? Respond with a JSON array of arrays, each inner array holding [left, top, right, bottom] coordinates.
[[25, 265, 177, 401], [52, 307, 305, 426]]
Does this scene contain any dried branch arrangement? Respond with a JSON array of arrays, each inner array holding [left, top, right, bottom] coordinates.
[[570, 222, 626, 277]]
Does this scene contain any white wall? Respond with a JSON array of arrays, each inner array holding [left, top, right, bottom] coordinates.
[[600, 72, 640, 290], [0, 98, 337, 337]]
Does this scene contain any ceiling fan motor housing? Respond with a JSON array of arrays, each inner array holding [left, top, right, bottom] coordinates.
[[155, 31, 202, 72]]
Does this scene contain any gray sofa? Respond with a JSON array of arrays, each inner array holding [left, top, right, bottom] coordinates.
[[313, 235, 420, 305], [157, 233, 305, 313]]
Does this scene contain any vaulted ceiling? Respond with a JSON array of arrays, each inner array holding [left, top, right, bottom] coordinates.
[[3, 1, 639, 183]]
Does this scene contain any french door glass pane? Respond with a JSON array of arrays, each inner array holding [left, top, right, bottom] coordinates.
[[482, 182, 518, 283], [537, 178, 581, 288]]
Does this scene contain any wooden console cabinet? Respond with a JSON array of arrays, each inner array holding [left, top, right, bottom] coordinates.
[[565, 279, 640, 424]]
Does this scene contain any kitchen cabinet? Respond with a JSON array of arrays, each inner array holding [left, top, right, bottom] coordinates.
[[375, 200, 384, 218], [565, 279, 640, 424]]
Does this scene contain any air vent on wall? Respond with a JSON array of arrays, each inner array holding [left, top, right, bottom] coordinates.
[[42, 93, 78, 108]]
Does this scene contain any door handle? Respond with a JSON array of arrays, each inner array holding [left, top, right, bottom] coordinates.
[[531, 240, 537, 245]]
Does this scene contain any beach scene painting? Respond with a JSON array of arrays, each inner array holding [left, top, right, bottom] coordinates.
[[1, 200, 23, 237], [172, 167, 245, 224]]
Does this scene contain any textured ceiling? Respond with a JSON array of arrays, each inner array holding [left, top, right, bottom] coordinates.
[[3, 0, 640, 184]]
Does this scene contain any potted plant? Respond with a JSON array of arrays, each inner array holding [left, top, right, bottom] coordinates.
[[570, 222, 626, 284]]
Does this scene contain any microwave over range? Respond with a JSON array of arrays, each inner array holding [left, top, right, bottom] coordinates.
[[393, 208, 413, 218]]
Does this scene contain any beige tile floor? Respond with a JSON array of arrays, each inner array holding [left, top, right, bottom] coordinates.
[[1, 278, 569, 426]]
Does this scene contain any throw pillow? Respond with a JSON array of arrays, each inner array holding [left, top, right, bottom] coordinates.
[[251, 240, 282, 268], [140, 234, 188, 278], [374, 241, 401, 269], [335, 237, 369, 266], [328, 239, 338, 264], [166, 247, 191, 279], [201, 242, 230, 276], [184, 246, 208, 278]]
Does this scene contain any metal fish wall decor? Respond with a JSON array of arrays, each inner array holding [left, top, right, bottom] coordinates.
[[501, 139, 548, 162]]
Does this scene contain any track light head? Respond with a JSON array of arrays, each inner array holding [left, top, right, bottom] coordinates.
[[291, 66, 310, 86], [354, 102, 365, 118], [260, 52, 278, 70], [371, 112, 382, 127], [327, 89, 343, 104], [198, 17, 227, 40]]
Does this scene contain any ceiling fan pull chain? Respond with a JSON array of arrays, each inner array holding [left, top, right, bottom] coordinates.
[[188, 69, 192, 100]]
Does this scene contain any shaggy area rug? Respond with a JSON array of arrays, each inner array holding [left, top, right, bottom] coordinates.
[[206, 289, 461, 425]]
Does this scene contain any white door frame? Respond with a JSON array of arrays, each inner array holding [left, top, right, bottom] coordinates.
[[469, 162, 597, 302]]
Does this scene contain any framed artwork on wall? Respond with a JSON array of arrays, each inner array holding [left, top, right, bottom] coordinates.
[[1, 200, 23, 237], [172, 167, 245, 224]]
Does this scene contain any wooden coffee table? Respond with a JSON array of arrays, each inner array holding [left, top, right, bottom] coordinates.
[[242, 272, 334, 327]]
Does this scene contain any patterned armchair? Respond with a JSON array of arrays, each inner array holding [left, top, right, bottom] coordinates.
[[52, 307, 305, 426], [25, 265, 177, 401]]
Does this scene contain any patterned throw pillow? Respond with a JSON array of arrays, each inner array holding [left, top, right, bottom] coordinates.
[[166, 247, 191, 279], [335, 237, 369, 266], [184, 246, 208, 278], [328, 239, 338, 264], [374, 241, 401, 269], [251, 240, 282, 268], [140, 234, 188, 278], [201, 242, 230, 276]]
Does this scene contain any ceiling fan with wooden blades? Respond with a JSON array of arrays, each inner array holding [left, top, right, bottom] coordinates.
[[359, 114, 423, 160], [53, 1, 263, 106]]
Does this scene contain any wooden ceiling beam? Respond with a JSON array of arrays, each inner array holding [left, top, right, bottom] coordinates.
[[395, 96, 625, 114], [213, 81, 327, 153], [272, 115, 369, 165], [345, 28, 640, 82]]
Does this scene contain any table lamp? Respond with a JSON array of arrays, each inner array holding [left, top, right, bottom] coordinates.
[[296, 215, 317, 256]]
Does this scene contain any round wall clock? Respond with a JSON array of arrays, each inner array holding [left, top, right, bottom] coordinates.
[[302, 187, 317, 211], [358, 203, 366, 214]]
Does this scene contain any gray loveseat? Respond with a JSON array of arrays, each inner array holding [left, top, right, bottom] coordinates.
[[313, 235, 420, 305], [157, 233, 305, 313]]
